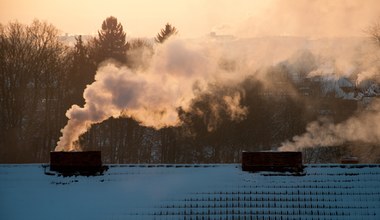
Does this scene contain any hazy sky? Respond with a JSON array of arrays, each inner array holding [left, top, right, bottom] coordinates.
[[1, 0, 379, 38]]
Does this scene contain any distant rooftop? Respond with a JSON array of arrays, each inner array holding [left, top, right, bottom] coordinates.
[[1, 164, 380, 219]]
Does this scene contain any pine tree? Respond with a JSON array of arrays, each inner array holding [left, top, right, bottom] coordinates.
[[94, 16, 128, 63], [69, 35, 96, 105], [155, 23, 178, 43]]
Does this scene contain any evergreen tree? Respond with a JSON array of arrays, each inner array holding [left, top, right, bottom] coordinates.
[[94, 16, 128, 63], [155, 23, 178, 43], [68, 35, 96, 105]]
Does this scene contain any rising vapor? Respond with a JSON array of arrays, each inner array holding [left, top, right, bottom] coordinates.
[[56, 0, 380, 152], [56, 35, 380, 152], [55, 38, 248, 151], [279, 99, 380, 152]]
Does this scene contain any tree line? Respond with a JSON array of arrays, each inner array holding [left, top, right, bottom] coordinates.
[[0, 17, 190, 163], [0, 16, 377, 163]]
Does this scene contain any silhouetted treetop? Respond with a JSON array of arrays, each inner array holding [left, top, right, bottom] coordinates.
[[94, 16, 128, 63], [155, 23, 178, 43]]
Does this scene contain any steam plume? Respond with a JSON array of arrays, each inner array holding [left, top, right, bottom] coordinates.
[[55, 39, 247, 151], [56, 19, 380, 152], [279, 99, 380, 152]]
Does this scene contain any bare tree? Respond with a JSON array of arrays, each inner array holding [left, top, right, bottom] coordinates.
[[0, 20, 69, 162], [367, 21, 380, 47]]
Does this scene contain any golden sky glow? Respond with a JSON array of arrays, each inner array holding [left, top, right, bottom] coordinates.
[[1, 0, 379, 38]]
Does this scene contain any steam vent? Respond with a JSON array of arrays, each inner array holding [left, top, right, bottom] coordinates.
[[242, 151, 303, 172], [50, 151, 104, 175]]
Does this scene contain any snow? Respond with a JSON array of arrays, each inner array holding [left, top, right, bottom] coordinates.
[[1, 164, 380, 219]]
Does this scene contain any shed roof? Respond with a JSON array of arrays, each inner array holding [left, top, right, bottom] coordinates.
[[1, 164, 380, 220]]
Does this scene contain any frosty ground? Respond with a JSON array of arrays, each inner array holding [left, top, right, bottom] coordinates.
[[1, 164, 380, 219]]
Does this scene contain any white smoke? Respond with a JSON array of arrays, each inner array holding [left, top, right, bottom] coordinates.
[[277, 37, 380, 154], [55, 28, 380, 152], [55, 38, 248, 151], [279, 99, 380, 152]]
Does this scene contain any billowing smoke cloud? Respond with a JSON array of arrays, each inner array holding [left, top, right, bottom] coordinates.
[[279, 99, 380, 152], [56, 0, 380, 152], [57, 35, 380, 152], [55, 38, 248, 151], [277, 38, 380, 154]]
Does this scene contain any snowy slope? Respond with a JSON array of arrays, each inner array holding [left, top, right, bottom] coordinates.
[[1, 164, 380, 220]]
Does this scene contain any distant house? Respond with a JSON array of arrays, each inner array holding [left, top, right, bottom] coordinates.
[[1, 164, 380, 219], [209, 32, 235, 41]]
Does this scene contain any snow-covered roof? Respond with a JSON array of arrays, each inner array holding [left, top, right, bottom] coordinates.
[[337, 77, 354, 88], [1, 164, 380, 220]]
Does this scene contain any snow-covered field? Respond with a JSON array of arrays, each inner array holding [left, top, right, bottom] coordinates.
[[1, 164, 380, 220]]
